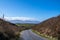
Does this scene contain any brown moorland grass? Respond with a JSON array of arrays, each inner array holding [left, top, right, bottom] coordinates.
[[32, 15, 60, 40]]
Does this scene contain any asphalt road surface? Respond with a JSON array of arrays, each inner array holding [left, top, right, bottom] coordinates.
[[19, 30, 48, 40]]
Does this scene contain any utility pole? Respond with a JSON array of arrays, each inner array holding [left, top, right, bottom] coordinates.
[[2, 14, 4, 19]]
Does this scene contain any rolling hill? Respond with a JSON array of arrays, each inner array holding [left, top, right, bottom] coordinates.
[[32, 15, 60, 39], [0, 18, 22, 40]]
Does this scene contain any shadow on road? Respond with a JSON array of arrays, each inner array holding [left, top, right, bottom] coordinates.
[[18, 37, 24, 40]]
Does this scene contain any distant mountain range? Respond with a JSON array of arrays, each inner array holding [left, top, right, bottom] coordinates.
[[8, 20, 40, 24]]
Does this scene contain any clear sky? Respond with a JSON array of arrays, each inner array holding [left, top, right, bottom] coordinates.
[[0, 0, 60, 21]]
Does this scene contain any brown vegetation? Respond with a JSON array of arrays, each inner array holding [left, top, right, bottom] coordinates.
[[0, 18, 22, 40], [32, 15, 60, 39]]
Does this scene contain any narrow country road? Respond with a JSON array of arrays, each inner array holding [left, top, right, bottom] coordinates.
[[19, 30, 48, 40]]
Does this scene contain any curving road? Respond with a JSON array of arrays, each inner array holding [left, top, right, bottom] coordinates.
[[19, 30, 48, 40]]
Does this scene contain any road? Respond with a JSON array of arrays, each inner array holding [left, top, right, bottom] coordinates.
[[19, 30, 48, 40]]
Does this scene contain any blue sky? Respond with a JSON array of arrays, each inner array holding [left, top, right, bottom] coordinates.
[[0, 0, 60, 21]]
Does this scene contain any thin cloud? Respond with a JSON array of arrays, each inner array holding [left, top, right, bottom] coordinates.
[[4, 17, 37, 21]]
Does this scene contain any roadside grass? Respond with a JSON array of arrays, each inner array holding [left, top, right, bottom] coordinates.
[[16, 23, 35, 26], [32, 30, 58, 40]]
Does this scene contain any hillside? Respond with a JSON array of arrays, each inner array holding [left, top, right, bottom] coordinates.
[[0, 18, 22, 40], [32, 15, 60, 39], [0, 18, 35, 40]]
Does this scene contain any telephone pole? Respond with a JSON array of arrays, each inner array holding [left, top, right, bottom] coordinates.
[[3, 14, 4, 18], [2, 14, 4, 19], [0, 10, 5, 19]]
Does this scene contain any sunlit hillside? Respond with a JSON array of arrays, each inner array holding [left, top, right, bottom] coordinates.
[[32, 15, 60, 40]]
